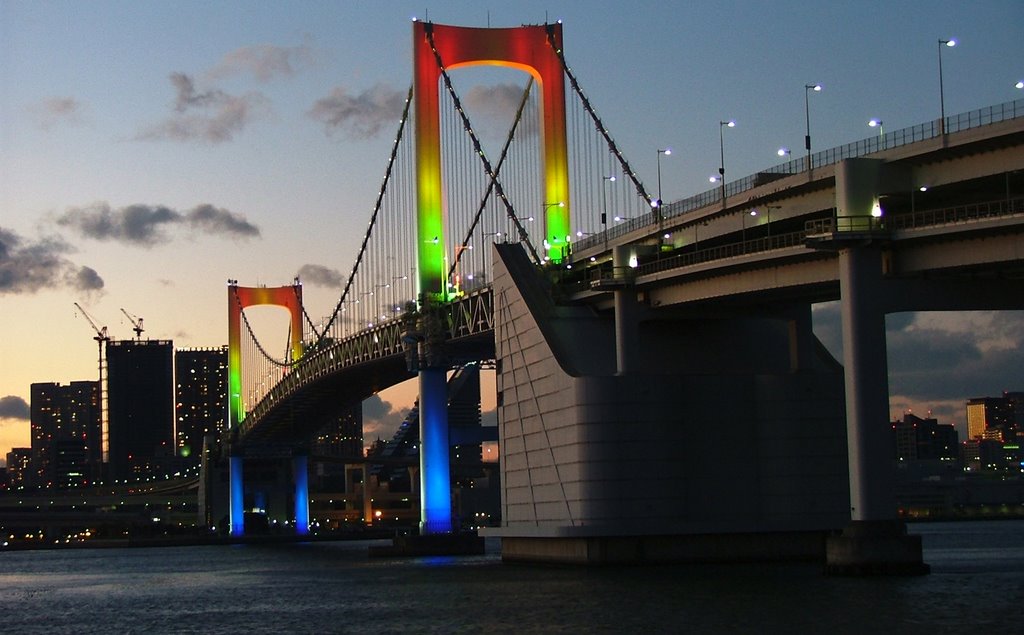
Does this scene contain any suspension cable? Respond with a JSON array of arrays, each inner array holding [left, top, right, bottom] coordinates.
[[544, 25, 654, 207], [319, 85, 415, 338], [447, 77, 535, 284]]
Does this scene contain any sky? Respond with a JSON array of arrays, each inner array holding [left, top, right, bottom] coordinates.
[[2, 1, 1023, 463]]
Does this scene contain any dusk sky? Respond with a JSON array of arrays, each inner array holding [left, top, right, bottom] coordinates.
[[2, 1, 1023, 462]]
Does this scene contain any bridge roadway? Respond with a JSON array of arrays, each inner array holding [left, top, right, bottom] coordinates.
[[237, 107, 1024, 449]]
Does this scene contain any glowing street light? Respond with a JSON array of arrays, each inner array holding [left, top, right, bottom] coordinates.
[[805, 83, 822, 171], [938, 38, 956, 134], [868, 119, 884, 135], [656, 148, 671, 210]]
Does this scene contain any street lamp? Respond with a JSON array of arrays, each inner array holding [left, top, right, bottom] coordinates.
[[601, 175, 615, 250], [543, 201, 564, 225], [938, 38, 956, 134], [718, 120, 735, 206], [805, 84, 821, 171], [750, 205, 779, 239], [868, 119, 884, 147], [656, 148, 671, 210], [1016, 80, 1023, 90]]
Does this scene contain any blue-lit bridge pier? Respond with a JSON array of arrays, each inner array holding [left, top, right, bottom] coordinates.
[[213, 19, 1024, 573]]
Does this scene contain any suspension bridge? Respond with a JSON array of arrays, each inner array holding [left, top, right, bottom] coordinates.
[[220, 20, 1024, 570]]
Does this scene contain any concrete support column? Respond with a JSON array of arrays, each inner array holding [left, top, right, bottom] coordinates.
[[827, 243, 927, 575], [419, 366, 453, 534], [229, 455, 244, 536], [787, 305, 815, 372], [612, 245, 639, 375], [838, 245, 894, 521], [292, 454, 309, 536]]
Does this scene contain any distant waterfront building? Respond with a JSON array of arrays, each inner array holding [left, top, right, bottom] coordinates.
[[175, 346, 228, 466], [312, 404, 363, 458], [5, 448, 31, 490], [966, 396, 1017, 442], [29, 381, 101, 488], [106, 340, 175, 480], [310, 404, 363, 490], [891, 413, 958, 462], [1003, 392, 1024, 440], [961, 438, 1007, 472]]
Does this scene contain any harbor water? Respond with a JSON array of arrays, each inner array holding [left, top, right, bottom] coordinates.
[[1, 520, 1021, 634]]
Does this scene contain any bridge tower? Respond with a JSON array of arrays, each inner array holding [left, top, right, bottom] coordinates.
[[226, 281, 308, 537], [412, 21, 570, 534]]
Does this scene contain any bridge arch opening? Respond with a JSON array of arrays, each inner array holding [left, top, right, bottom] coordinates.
[[414, 21, 570, 300]]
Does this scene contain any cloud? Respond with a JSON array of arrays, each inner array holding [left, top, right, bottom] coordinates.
[[307, 84, 406, 138], [0, 226, 105, 295], [462, 83, 538, 138], [0, 396, 30, 420], [813, 304, 1024, 424], [137, 72, 269, 143], [74, 266, 105, 291], [207, 42, 316, 82], [187, 204, 261, 239], [886, 311, 1024, 405], [29, 96, 86, 129], [362, 394, 410, 443], [57, 202, 260, 246], [297, 264, 343, 287]]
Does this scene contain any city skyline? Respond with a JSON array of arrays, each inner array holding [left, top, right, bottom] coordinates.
[[3, 1, 1024, 461]]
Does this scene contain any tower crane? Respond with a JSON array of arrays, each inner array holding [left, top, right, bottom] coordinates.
[[120, 308, 144, 340], [74, 302, 111, 463]]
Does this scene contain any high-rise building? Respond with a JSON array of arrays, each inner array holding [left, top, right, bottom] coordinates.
[[1003, 392, 1024, 441], [5, 448, 32, 490], [29, 381, 101, 488], [106, 339, 175, 480], [966, 397, 1016, 442], [890, 413, 958, 462], [175, 346, 228, 466], [310, 404, 363, 490]]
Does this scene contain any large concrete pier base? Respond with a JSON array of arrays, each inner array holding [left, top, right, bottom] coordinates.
[[485, 243, 851, 565], [825, 520, 929, 575], [501, 532, 828, 565]]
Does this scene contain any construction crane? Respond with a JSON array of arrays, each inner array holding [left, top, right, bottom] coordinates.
[[74, 302, 111, 463], [120, 308, 144, 340]]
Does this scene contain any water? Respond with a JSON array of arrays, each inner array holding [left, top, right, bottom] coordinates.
[[1, 521, 1021, 634]]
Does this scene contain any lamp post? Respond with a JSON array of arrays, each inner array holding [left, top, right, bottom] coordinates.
[[805, 84, 821, 172], [542, 202, 564, 261], [938, 38, 956, 134], [601, 175, 615, 251], [656, 148, 671, 210], [656, 148, 671, 251], [718, 120, 735, 207], [868, 119, 884, 148], [751, 205, 779, 240]]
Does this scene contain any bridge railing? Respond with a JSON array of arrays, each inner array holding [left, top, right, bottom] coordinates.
[[238, 288, 495, 437], [575, 97, 1024, 253], [887, 197, 1024, 230]]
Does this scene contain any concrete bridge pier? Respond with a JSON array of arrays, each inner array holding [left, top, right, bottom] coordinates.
[[222, 449, 311, 537], [824, 158, 928, 575], [485, 242, 851, 564], [825, 243, 927, 574]]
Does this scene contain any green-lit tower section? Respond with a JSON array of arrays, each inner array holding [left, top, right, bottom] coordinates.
[[412, 20, 570, 534]]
